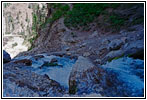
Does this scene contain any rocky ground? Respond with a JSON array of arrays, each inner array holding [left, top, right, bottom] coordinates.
[[3, 3, 145, 97], [3, 52, 144, 97]]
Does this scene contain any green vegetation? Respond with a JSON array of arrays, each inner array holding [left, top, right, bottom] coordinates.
[[108, 54, 124, 62], [3, 3, 11, 8], [41, 4, 70, 28], [41, 62, 63, 67], [69, 80, 77, 94], [28, 13, 39, 51], [109, 15, 125, 30], [41, 3, 142, 32], [28, 3, 143, 50], [64, 3, 121, 30], [28, 34, 37, 51]]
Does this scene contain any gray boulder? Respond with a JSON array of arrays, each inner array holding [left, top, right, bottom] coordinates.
[[108, 39, 124, 51], [69, 56, 144, 97], [69, 56, 101, 95], [3, 50, 11, 63]]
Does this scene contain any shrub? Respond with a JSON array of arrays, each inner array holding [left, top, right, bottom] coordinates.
[[64, 3, 121, 30]]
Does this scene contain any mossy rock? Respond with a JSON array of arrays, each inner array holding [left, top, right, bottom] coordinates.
[[41, 62, 63, 68], [69, 80, 77, 94], [108, 54, 124, 62]]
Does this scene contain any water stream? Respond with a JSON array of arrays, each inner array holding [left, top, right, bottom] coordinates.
[[13, 54, 76, 88]]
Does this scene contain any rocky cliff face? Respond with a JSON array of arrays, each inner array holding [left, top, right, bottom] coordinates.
[[3, 3, 48, 58], [3, 3, 144, 97]]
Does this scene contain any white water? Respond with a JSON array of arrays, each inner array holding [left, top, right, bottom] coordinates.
[[102, 57, 144, 96], [14, 54, 76, 88]]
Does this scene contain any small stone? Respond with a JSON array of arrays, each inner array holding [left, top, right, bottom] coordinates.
[[91, 31, 99, 37], [80, 43, 87, 48], [65, 47, 70, 51], [102, 39, 110, 45], [94, 59, 101, 64], [66, 52, 71, 56], [108, 39, 123, 51], [83, 52, 90, 57], [121, 37, 128, 43], [33, 55, 44, 60], [13, 59, 32, 66], [89, 46, 92, 50], [50, 58, 58, 63]]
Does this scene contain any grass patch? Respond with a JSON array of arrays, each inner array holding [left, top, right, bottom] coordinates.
[[108, 54, 124, 62]]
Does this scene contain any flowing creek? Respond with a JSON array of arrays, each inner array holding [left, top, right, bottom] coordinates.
[[13, 54, 76, 89], [5, 54, 144, 97]]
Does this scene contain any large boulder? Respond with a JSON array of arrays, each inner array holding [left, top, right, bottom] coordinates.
[[69, 56, 101, 95], [69, 56, 144, 97], [3, 50, 11, 63]]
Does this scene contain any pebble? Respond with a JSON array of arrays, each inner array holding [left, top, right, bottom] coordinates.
[[83, 52, 91, 57]]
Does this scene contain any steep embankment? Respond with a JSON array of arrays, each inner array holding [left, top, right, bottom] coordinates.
[[21, 3, 144, 64]]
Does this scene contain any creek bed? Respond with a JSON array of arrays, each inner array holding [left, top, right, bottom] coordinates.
[[14, 54, 76, 88]]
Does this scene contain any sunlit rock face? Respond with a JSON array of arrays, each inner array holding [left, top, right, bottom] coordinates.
[[3, 3, 47, 58]]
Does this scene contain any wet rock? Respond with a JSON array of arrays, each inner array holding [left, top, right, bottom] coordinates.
[[13, 59, 32, 66], [69, 56, 98, 94], [33, 55, 44, 60], [85, 93, 102, 97], [99, 57, 144, 97], [50, 58, 58, 63], [104, 50, 123, 62], [3, 50, 11, 63], [3, 62, 65, 97], [69, 56, 144, 97]]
